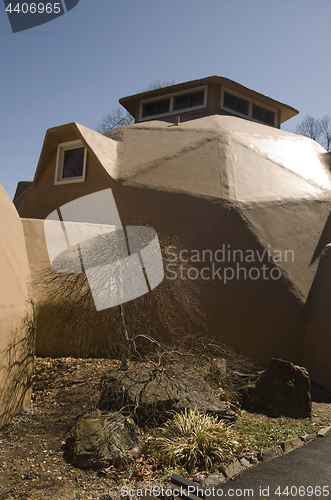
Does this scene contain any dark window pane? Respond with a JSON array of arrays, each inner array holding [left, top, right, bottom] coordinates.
[[224, 92, 236, 110], [142, 102, 157, 117], [189, 91, 204, 107], [143, 99, 169, 116], [236, 97, 248, 115], [174, 94, 190, 110], [252, 104, 263, 121], [263, 110, 274, 125], [253, 104, 274, 125], [156, 98, 170, 114], [62, 147, 84, 178], [224, 92, 248, 116], [175, 91, 204, 111]]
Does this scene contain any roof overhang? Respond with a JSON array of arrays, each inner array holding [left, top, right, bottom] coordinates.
[[119, 75, 299, 124]]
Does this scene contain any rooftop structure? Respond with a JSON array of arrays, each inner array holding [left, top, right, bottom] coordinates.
[[119, 75, 299, 128]]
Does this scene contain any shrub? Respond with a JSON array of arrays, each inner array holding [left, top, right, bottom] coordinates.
[[152, 408, 245, 472]]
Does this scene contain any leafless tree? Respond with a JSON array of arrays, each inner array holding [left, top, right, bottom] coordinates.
[[294, 114, 331, 151], [96, 80, 175, 134], [139, 79, 175, 92], [320, 116, 331, 152], [35, 227, 204, 368], [96, 107, 134, 134]]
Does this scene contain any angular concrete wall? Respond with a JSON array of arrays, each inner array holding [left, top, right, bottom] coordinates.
[[22, 217, 117, 357], [0, 185, 33, 428], [15, 117, 331, 383], [302, 244, 331, 390]]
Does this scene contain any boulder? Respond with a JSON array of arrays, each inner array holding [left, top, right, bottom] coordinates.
[[69, 411, 142, 468], [239, 358, 311, 418], [99, 364, 230, 425]]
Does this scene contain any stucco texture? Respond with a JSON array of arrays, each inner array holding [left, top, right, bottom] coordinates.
[[17, 116, 331, 385], [0, 185, 33, 428]]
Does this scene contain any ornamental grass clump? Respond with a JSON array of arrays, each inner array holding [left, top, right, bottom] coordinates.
[[152, 408, 245, 472]]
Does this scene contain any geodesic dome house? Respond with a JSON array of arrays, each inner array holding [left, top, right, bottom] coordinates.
[[14, 77, 331, 389]]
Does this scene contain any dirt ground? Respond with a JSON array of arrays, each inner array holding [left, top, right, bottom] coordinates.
[[1, 357, 331, 500]]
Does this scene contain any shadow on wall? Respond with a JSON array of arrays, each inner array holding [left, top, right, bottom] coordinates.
[[320, 152, 331, 171], [32, 226, 203, 361], [310, 203, 331, 265], [0, 303, 35, 428]]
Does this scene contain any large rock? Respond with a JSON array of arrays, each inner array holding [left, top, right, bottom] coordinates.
[[239, 358, 311, 418], [99, 365, 230, 425], [69, 411, 142, 468]]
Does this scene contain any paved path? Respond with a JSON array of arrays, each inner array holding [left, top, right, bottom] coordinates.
[[213, 436, 331, 500]]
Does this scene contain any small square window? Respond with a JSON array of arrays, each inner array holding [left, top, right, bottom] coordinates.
[[142, 101, 157, 117], [174, 90, 205, 111], [189, 91, 204, 107], [55, 140, 87, 185], [174, 94, 190, 111], [62, 147, 85, 178], [156, 99, 170, 114], [236, 97, 248, 116], [252, 104, 275, 126], [142, 98, 170, 117], [224, 92, 236, 110], [223, 91, 249, 116]]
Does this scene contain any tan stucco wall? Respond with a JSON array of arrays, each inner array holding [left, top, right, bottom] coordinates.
[[16, 117, 331, 381], [22, 209, 304, 366], [22, 218, 124, 357], [0, 185, 33, 428], [114, 184, 306, 367], [17, 142, 114, 220], [302, 245, 331, 390]]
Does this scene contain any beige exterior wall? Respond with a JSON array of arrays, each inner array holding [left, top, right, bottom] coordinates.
[[302, 245, 331, 390], [22, 207, 304, 367], [15, 118, 331, 386], [22, 218, 118, 357], [206, 84, 220, 111], [17, 138, 114, 220], [0, 186, 33, 428]]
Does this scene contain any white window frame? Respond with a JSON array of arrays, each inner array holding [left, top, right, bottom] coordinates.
[[54, 140, 87, 185], [139, 86, 208, 122], [221, 87, 277, 127]]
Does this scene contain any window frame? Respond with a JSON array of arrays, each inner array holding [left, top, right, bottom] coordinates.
[[221, 87, 277, 127], [252, 103, 275, 126], [223, 90, 249, 117], [54, 140, 87, 185], [142, 97, 171, 118], [139, 86, 207, 122]]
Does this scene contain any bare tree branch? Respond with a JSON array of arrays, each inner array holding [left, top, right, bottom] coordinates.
[[294, 115, 322, 142], [96, 107, 134, 134], [320, 115, 331, 152], [96, 80, 175, 134], [139, 79, 175, 92], [34, 226, 204, 364], [294, 114, 331, 151]]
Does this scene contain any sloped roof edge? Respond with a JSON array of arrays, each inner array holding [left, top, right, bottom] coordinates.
[[33, 123, 118, 187]]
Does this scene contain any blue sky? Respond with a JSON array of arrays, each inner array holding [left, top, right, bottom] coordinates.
[[1, 0, 331, 199]]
